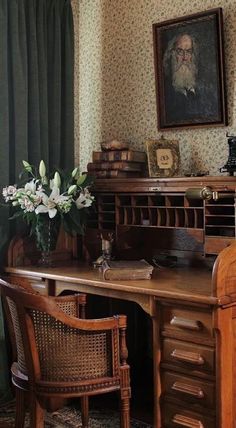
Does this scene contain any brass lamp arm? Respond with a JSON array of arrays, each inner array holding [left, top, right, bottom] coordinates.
[[185, 187, 235, 201]]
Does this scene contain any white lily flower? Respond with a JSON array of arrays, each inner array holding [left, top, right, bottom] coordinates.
[[75, 189, 94, 209], [35, 186, 70, 218], [24, 180, 36, 194], [35, 187, 58, 218]]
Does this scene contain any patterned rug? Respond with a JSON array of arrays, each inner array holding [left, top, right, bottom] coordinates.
[[0, 400, 152, 427]]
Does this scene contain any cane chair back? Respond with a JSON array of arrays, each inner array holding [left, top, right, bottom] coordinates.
[[1, 280, 86, 376], [0, 279, 131, 428]]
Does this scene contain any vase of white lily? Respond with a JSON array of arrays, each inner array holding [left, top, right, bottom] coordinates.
[[2, 160, 94, 267]]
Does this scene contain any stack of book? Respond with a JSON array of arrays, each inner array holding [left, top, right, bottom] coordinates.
[[87, 149, 147, 178]]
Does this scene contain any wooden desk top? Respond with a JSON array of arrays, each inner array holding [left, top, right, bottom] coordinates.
[[5, 262, 218, 305]]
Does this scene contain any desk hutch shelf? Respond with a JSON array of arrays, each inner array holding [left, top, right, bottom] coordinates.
[[89, 176, 236, 257]]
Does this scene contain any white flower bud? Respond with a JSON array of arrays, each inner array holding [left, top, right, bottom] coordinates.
[[22, 160, 32, 172], [72, 167, 79, 178], [39, 160, 46, 178], [76, 174, 87, 186], [68, 184, 77, 195], [54, 171, 61, 188]]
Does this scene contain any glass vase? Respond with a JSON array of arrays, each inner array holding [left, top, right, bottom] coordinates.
[[35, 215, 61, 267]]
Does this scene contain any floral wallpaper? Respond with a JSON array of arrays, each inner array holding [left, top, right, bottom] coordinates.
[[71, 0, 236, 176]]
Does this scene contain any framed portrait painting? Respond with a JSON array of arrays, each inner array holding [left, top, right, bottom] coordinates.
[[153, 8, 228, 130]]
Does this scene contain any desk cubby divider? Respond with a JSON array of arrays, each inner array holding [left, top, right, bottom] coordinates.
[[166, 208, 175, 227], [195, 208, 204, 229], [149, 208, 157, 226], [140, 207, 149, 225], [132, 207, 141, 225], [117, 207, 124, 225], [124, 206, 132, 225], [157, 208, 166, 226], [175, 208, 185, 227]]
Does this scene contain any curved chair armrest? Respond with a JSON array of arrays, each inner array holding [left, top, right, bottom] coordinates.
[[3, 283, 126, 331]]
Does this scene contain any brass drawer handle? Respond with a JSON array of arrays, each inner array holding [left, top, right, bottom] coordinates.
[[149, 187, 161, 191], [170, 316, 202, 331], [172, 414, 204, 427], [171, 381, 204, 399], [171, 349, 205, 365]]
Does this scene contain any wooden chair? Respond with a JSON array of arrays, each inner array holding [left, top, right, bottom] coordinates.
[[0, 279, 131, 428], [0, 279, 87, 424]]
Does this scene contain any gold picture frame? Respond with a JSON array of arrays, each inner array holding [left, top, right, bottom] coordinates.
[[146, 138, 180, 177]]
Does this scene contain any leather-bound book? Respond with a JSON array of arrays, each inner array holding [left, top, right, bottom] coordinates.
[[89, 170, 143, 178], [87, 161, 144, 171], [101, 259, 154, 280], [92, 150, 147, 163]]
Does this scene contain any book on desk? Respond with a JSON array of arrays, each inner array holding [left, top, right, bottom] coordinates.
[[101, 259, 154, 280]]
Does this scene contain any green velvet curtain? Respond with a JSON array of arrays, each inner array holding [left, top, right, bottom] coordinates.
[[0, 0, 74, 401]]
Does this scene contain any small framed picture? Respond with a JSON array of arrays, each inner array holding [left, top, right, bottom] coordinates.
[[146, 139, 180, 177], [153, 8, 227, 130]]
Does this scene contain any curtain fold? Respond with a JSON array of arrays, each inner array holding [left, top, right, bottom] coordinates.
[[0, 0, 74, 400]]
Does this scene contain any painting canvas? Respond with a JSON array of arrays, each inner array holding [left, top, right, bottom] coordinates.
[[153, 8, 227, 130]]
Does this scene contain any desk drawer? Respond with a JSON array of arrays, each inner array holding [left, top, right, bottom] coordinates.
[[6, 274, 48, 295], [162, 338, 215, 374], [161, 304, 214, 342], [162, 402, 215, 428], [162, 371, 215, 409], [30, 281, 48, 295]]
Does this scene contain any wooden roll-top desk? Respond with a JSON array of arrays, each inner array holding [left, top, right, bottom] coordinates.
[[4, 176, 236, 428]]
